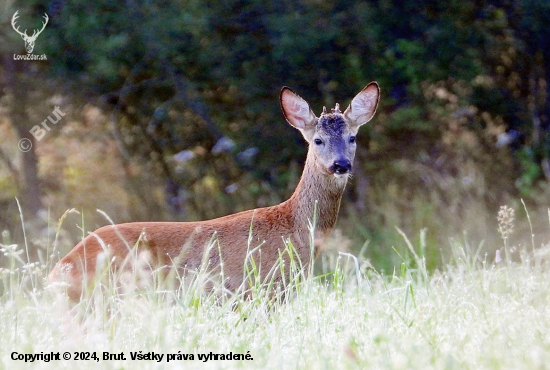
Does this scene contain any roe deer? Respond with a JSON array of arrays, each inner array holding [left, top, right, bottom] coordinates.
[[49, 82, 380, 300]]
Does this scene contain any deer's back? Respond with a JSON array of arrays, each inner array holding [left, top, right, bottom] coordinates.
[[49, 202, 300, 299]]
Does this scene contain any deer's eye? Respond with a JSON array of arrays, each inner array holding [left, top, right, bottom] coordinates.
[[349, 136, 356, 143], [314, 138, 323, 145]]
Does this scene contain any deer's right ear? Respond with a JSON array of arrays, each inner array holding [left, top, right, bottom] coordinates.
[[280, 87, 317, 133]]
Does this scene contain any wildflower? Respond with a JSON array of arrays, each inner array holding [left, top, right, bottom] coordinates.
[[497, 205, 515, 241]]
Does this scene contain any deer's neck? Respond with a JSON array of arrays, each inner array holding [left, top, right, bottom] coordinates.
[[287, 148, 348, 237]]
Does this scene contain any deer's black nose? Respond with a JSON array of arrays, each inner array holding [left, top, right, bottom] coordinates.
[[332, 160, 352, 174]]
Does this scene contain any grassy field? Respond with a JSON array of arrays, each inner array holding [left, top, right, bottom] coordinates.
[[1, 213, 550, 370]]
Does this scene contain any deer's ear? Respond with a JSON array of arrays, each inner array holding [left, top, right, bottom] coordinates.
[[280, 87, 317, 132], [344, 82, 380, 127]]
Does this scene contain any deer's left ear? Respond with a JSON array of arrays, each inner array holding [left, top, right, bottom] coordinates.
[[344, 82, 380, 127]]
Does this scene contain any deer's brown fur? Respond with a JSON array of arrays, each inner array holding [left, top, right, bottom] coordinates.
[[49, 82, 380, 301]]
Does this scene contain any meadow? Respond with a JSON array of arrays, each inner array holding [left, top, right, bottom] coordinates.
[[2, 2, 550, 368], [1, 208, 550, 370]]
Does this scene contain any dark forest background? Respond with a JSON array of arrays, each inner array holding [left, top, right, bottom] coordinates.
[[1, 0, 549, 271]]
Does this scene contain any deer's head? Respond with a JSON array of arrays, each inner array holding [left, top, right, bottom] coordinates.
[[280, 82, 380, 178], [11, 11, 49, 54]]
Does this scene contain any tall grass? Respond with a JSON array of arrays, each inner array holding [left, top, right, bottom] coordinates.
[[1, 207, 550, 369]]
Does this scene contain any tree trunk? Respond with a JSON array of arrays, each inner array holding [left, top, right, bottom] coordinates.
[[3, 58, 44, 219], [13, 126, 43, 216]]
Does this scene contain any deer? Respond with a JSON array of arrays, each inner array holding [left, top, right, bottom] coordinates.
[[49, 82, 380, 301], [11, 11, 49, 54]]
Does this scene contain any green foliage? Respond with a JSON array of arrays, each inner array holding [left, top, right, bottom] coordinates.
[[2, 0, 550, 269]]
